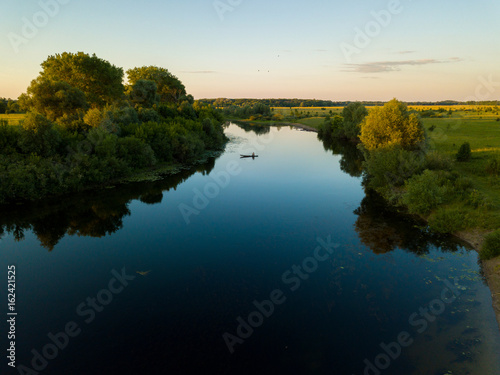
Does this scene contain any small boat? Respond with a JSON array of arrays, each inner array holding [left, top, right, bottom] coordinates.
[[240, 154, 258, 158]]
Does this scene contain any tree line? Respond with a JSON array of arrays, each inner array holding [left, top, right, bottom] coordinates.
[[0, 98, 21, 114], [197, 98, 500, 108]]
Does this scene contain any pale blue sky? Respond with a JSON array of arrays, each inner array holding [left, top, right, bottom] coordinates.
[[1, 0, 499, 101]]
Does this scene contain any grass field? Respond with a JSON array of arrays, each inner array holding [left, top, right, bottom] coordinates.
[[293, 117, 325, 129], [271, 105, 500, 116], [424, 117, 500, 229], [0, 113, 25, 125]]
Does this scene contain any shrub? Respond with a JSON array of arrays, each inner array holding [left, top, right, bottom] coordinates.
[[425, 151, 452, 171], [0, 121, 20, 155], [466, 189, 492, 209], [112, 105, 138, 126], [486, 158, 500, 176], [401, 170, 449, 214], [363, 147, 425, 190], [18, 113, 61, 157], [427, 207, 471, 233], [456, 142, 471, 162], [157, 104, 178, 120], [453, 175, 474, 191], [134, 121, 173, 162], [480, 229, 500, 260], [138, 108, 161, 123], [117, 137, 156, 168]]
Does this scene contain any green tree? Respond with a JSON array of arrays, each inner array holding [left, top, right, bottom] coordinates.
[[456, 142, 471, 162], [39, 52, 124, 107], [0, 99, 8, 114], [18, 113, 61, 156], [19, 78, 88, 122], [126, 66, 186, 103], [6, 100, 21, 114], [360, 99, 426, 152], [127, 79, 158, 108], [342, 102, 368, 139]]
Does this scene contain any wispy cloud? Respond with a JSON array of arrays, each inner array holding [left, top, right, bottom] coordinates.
[[180, 70, 217, 74], [343, 58, 463, 73], [398, 50, 415, 54]]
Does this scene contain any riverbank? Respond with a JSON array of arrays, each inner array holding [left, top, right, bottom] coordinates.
[[0, 148, 225, 206], [455, 230, 500, 331]]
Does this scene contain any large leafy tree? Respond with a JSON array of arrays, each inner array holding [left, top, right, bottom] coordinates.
[[126, 66, 186, 103], [19, 77, 88, 122], [39, 52, 124, 107], [359, 99, 425, 151], [128, 79, 158, 108]]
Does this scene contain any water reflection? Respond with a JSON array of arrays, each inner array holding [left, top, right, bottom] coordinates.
[[353, 188, 469, 255], [319, 136, 364, 178], [0, 158, 218, 250], [230, 121, 272, 135], [318, 133, 469, 255]]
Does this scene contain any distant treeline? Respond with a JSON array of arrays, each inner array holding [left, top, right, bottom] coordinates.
[[0, 98, 21, 114], [198, 98, 500, 108]]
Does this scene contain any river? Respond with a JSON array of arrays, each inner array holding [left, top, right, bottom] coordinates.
[[1, 123, 499, 375]]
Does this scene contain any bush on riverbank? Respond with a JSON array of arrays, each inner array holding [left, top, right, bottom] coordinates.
[[480, 230, 500, 260], [318, 102, 368, 141], [427, 207, 472, 233]]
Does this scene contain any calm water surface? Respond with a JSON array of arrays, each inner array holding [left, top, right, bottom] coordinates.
[[1, 123, 499, 375]]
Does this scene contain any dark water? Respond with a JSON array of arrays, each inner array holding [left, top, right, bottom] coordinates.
[[1, 123, 499, 375]]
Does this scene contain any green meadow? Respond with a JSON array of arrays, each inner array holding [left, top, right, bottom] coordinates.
[[423, 116, 500, 229], [0, 113, 25, 126]]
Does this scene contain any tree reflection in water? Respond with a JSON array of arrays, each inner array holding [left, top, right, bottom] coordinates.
[[0, 158, 217, 250], [319, 135, 364, 178], [318, 133, 468, 255]]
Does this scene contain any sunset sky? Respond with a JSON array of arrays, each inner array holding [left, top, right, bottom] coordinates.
[[1, 0, 499, 101]]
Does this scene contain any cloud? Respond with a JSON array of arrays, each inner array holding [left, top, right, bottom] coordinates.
[[180, 70, 217, 74], [343, 58, 463, 73], [398, 50, 415, 54]]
